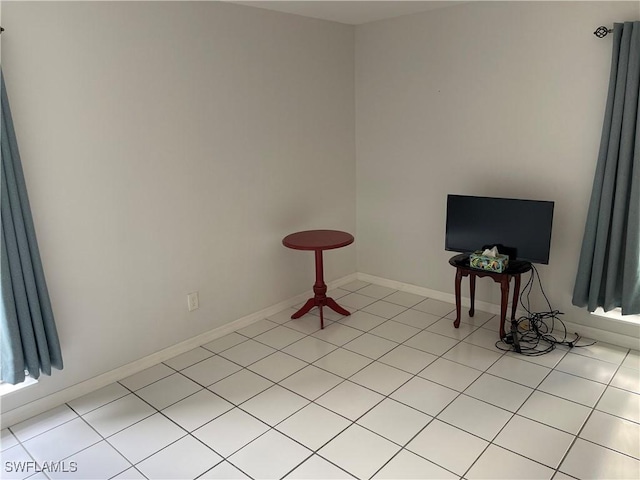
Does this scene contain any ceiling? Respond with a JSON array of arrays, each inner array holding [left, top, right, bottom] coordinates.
[[226, 1, 463, 25]]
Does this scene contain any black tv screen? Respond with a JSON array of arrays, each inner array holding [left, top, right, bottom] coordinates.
[[445, 195, 555, 264]]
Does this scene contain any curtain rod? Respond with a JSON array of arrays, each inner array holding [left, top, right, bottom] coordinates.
[[594, 26, 613, 38], [0, 25, 616, 37]]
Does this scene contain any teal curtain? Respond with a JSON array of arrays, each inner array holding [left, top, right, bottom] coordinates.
[[1, 71, 63, 384], [573, 22, 640, 315]]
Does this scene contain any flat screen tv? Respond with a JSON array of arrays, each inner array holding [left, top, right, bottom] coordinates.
[[445, 195, 555, 264]]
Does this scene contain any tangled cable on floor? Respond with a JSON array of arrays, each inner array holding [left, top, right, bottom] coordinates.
[[495, 264, 595, 355]]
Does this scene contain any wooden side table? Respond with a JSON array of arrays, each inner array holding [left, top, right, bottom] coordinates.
[[449, 254, 532, 340], [283, 230, 354, 329]]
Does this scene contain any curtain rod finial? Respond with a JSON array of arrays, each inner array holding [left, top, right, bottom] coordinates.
[[594, 26, 612, 38]]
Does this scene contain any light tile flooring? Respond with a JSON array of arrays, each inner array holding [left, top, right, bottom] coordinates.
[[2, 281, 640, 479]]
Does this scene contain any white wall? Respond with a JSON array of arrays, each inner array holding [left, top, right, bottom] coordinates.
[[1, 1, 355, 412], [356, 1, 640, 339]]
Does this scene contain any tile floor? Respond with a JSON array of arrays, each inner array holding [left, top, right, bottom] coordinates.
[[2, 280, 639, 479]]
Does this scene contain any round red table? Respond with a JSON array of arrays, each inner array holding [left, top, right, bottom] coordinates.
[[283, 230, 354, 329]]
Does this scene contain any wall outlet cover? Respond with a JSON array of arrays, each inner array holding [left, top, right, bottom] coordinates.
[[187, 292, 199, 312]]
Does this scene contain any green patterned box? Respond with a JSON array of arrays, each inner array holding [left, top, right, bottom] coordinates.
[[469, 251, 509, 273]]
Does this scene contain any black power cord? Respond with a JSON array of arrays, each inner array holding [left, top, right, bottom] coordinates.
[[496, 264, 596, 355]]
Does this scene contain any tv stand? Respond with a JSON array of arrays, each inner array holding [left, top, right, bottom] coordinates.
[[448, 254, 532, 345]]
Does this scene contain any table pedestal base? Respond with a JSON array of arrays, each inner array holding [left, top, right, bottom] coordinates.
[[291, 295, 350, 329]]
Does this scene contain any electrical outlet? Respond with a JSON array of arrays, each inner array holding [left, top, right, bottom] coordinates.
[[187, 292, 199, 312]]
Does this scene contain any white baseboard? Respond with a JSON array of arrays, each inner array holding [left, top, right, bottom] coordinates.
[[1, 273, 358, 428], [555, 320, 640, 350], [357, 273, 640, 350]]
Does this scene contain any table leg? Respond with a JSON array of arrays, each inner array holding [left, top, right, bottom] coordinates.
[[469, 274, 476, 317], [454, 268, 462, 328], [290, 250, 350, 329], [510, 274, 522, 353], [313, 250, 327, 329], [499, 277, 509, 339], [326, 297, 350, 316], [291, 298, 315, 319], [511, 274, 521, 321], [312, 250, 326, 296]]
